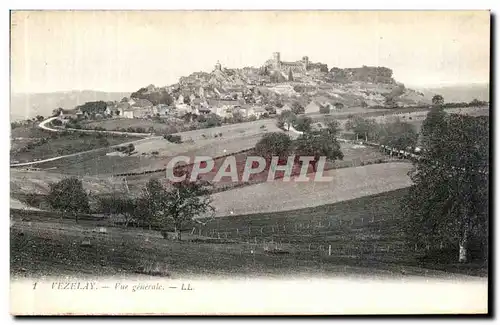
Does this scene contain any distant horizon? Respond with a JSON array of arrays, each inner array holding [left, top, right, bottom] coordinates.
[[10, 81, 490, 96]]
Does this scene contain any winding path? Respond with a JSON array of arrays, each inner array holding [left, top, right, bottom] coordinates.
[[10, 117, 157, 168]]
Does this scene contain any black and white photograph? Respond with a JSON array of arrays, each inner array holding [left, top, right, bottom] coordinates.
[[8, 9, 490, 315]]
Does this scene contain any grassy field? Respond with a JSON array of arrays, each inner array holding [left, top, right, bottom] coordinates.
[[10, 131, 136, 163], [32, 120, 282, 175], [10, 188, 486, 279], [82, 118, 179, 134], [210, 162, 413, 217], [10, 169, 124, 195], [32, 130, 391, 178]]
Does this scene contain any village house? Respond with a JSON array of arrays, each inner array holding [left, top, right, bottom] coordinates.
[[152, 104, 171, 116], [245, 105, 267, 119], [122, 110, 135, 119], [276, 104, 292, 115], [304, 100, 322, 114]]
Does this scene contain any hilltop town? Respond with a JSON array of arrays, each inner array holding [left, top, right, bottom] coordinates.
[[53, 52, 429, 123]]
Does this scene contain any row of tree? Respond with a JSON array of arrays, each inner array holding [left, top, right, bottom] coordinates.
[[46, 177, 214, 240]]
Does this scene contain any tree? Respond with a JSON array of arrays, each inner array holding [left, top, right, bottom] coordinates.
[[421, 106, 447, 151], [290, 101, 305, 115], [47, 178, 90, 223], [323, 117, 341, 137], [293, 116, 313, 133], [137, 179, 168, 230], [52, 107, 64, 117], [403, 114, 489, 263], [254, 132, 293, 162], [36, 115, 44, 122], [345, 116, 377, 141], [432, 94, 445, 106], [121, 97, 129, 103], [159, 179, 214, 240], [277, 111, 297, 131], [334, 103, 344, 110], [97, 195, 137, 227], [294, 131, 344, 171], [319, 105, 331, 114], [378, 120, 419, 151]]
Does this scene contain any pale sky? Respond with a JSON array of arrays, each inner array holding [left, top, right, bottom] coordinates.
[[10, 10, 490, 93]]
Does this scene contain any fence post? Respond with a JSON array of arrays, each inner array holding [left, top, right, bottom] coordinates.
[[308, 243, 311, 251], [361, 217, 364, 225], [191, 227, 195, 235], [328, 245, 332, 256], [248, 226, 251, 235], [237, 228, 239, 235], [260, 227, 263, 234]]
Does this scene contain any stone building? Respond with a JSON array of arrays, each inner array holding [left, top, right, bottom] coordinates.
[[263, 52, 328, 76]]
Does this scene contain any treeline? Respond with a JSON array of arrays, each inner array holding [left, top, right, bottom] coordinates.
[[43, 177, 214, 241], [76, 101, 108, 115]]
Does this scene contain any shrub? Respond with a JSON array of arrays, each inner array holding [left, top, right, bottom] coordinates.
[[319, 106, 331, 114], [52, 119, 63, 126], [164, 134, 182, 143]]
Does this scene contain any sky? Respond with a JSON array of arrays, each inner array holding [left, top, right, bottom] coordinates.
[[10, 10, 490, 94]]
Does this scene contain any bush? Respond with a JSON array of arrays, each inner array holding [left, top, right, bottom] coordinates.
[[164, 134, 182, 143], [319, 106, 331, 114], [52, 119, 63, 126]]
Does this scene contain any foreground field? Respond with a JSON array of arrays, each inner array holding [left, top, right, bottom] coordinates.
[[210, 162, 413, 217], [10, 188, 486, 279], [10, 169, 125, 195]]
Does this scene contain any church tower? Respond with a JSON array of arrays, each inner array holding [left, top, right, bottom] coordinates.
[[215, 61, 222, 71], [272, 52, 281, 70]]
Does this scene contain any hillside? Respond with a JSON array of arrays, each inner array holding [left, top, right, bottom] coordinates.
[[127, 55, 430, 109], [10, 90, 130, 121]]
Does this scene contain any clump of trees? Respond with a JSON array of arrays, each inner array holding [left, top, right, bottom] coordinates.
[[403, 111, 489, 264], [130, 87, 174, 106], [47, 177, 90, 223], [254, 129, 344, 172], [46, 176, 214, 241], [294, 130, 344, 171], [293, 116, 313, 133], [76, 101, 107, 115], [254, 132, 293, 163]]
